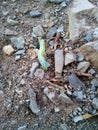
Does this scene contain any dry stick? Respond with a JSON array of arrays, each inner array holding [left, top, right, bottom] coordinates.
[[75, 71, 92, 77], [54, 32, 61, 50], [45, 80, 63, 89]]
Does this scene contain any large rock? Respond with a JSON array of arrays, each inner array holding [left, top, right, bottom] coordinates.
[[79, 41, 98, 68], [68, 0, 95, 42]]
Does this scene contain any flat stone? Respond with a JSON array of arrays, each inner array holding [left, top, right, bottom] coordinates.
[[77, 61, 90, 73], [7, 17, 18, 26], [3, 45, 15, 56], [30, 10, 42, 17], [11, 36, 25, 49], [15, 55, 21, 61], [73, 115, 83, 123], [72, 91, 84, 100], [29, 62, 39, 77], [79, 41, 98, 68], [15, 49, 25, 55], [65, 52, 76, 66], [59, 93, 73, 104], [55, 49, 64, 78], [34, 69, 44, 79], [32, 25, 44, 37], [92, 98, 98, 109], [49, 0, 64, 4], [68, 0, 95, 41], [85, 33, 93, 42], [68, 72, 86, 91], [0, 90, 4, 95], [46, 26, 57, 39], [4, 29, 17, 36], [17, 125, 27, 130], [29, 87, 40, 114]]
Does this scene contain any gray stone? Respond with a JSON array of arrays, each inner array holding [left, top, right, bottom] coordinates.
[[73, 115, 83, 123], [57, 25, 64, 32], [30, 62, 39, 77], [0, 90, 4, 95], [77, 61, 90, 73], [11, 36, 25, 49], [15, 55, 21, 61], [60, 1, 67, 8], [49, 0, 64, 4], [4, 29, 17, 36], [85, 33, 93, 42], [34, 69, 44, 79], [68, 0, 95, 41], [60, 123, 69, 130], [68, 72, 86, 91], [30, 10, 42, 17], [2, 10, 9, 16], [65, 52, 76, 66], [3, 45, 15, 56], [92, 98, 98, 109], [76, 52, 84, 61], [59, 93, 73, 104], [29, 87, 40, 114], [7, 17, 18, 26], [32, 25, 44, 37], [17, 125, 27, 130], [55, 49, 64, 78], [80, 41, 98, 68], [15, 50, 25, 55], [72, 91, 84, 100], [93, 28, 98, 38], [91, 78, 98, 87], [88, 69, 95, 74], [46, 26, 57, 39]]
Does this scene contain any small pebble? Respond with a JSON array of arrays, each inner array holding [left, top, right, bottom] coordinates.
[[30, 10, 42, 17], [3, 45, 15, 56], [15, 55, 21, 61], [18, 125, 27, 130]]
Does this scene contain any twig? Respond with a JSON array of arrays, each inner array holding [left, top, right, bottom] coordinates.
[[75, 71, 92, 77], [45, 80, 63, 89], [54, 32, 61, 49]]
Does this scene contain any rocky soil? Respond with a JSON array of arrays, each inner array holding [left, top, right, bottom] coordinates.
[[0, 0, 98, 130]]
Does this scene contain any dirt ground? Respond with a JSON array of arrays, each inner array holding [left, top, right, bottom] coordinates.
[[0, 0, 98, 130]]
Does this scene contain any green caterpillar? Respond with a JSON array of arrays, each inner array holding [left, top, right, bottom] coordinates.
[[38, 39, 50, 71]]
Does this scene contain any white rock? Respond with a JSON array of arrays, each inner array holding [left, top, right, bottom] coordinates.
[[65, 52, 76, 66], [77, 61, 90, 73], [73, 115, 83, 123], [3, 45, 14, 56], [68, 0, 95, 41]]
